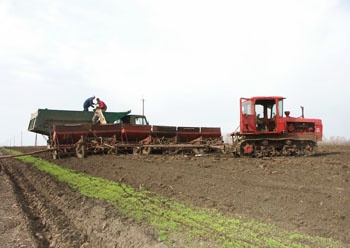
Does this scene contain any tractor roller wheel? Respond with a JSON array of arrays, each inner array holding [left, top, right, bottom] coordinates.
[[303, 144, 315, 156], [240, 141, 255, 156]]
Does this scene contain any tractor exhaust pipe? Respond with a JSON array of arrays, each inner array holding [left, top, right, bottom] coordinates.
[[300, 106, 304, 118]]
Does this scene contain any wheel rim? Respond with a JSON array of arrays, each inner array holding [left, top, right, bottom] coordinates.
[[241, 142, 254, 155]]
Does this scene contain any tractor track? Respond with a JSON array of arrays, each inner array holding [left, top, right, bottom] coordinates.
[[0, 153, 167, 248], [3, 158, 86, 247], [3, 164, 49, 247]]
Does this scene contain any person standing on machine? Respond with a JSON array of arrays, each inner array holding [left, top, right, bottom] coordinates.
[[92, 98, 107, 124]]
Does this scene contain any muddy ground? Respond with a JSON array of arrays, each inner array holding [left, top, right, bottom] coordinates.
[[0, 145, 349, 247]]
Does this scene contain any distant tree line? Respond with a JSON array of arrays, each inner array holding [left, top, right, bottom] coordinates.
[[321, 136, 350, 145]]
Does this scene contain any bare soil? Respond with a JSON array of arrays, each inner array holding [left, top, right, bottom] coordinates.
[[0, 145, 349, 247]]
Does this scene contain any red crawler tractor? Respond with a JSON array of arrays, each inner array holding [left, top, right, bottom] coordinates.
[[231, 96, 323, 157]]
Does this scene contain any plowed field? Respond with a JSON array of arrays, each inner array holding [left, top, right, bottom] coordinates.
[[0, 145, 349, 247]]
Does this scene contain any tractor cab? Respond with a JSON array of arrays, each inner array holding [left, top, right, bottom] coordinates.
[[240, 96, 284, 134]]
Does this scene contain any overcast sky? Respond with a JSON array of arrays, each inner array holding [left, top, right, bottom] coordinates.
[[1, 0, 349, 146]]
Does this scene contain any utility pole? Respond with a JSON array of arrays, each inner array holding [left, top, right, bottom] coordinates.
[[141, 97, 145, 116]]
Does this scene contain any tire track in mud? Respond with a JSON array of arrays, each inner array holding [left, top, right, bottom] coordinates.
[[3, 164, 49, 247], [3, 159, 86, 247], [1, 152, 168, 248], [0, 166, 36, 247]]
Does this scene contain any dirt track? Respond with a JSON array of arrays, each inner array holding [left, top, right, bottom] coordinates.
[[1, 145, 349, 247]]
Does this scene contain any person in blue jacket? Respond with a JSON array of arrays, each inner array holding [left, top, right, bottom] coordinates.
[[83, 96, 95, 111]]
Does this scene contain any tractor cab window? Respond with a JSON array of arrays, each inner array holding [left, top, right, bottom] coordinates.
[[255, 99, 276, 118], [255, 99, 277, 132], [120, 115, 149, 125], [242, 101, 252, 115], [278, 99, 283, 117], [271, 104, 276, 119], [255, 103, 266, 131], [135, 116, 148, 125], [255, 104, 264, 119]]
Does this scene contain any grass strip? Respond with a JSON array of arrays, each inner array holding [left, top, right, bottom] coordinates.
[[3, 148, 343, 248]]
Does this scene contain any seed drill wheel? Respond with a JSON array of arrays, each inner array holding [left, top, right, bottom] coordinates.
[[192, 148, 204, 155], [52, 150, 59, 160], [142, 146, 152, 155], [192, 141, 204, 155], [133, 147, 141, 155], [76, 143, 86, 159], [115, 146, 119, 155]]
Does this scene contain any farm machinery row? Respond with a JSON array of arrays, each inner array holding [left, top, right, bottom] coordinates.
[[28, 96, 323, 159], [28, 109, 223, 159]]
